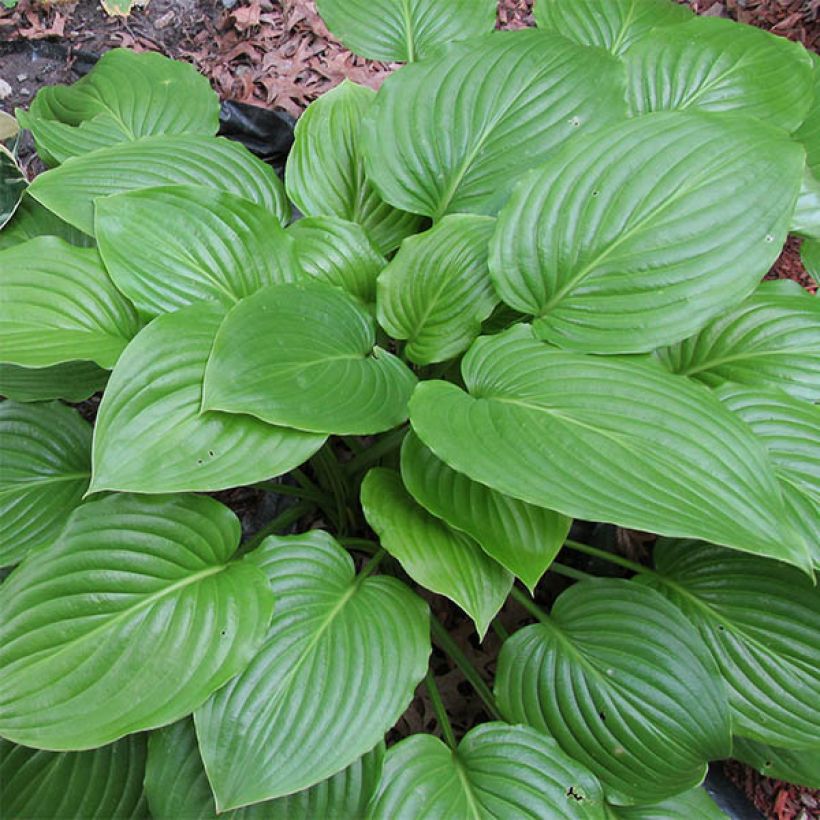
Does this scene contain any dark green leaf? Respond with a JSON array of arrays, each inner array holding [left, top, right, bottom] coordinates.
[[607, 788, 725, 819], [0, 361, 108, 403], [731, 737, 820, 790], [0, 194, 95, 251], [801, 238, 820, 284], [0, 145, 26, 230]]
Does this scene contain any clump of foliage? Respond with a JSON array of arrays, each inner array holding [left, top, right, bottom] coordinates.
[[1, 0, 819, 816]]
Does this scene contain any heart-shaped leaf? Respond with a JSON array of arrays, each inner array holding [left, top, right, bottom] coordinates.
[[624, 15, 814, 131], [195, 530, 429, 810], [641, 539, 820, 749], [495, 579, 730, 804], [0, 237, 141, 369], [96, 185, 299, 319], [0, 195, 95, 252], [409, 325, 809, 570], [490, 112, 802, 353], [0, 361, 108, 403], [608, 788, 725, 819], [285, 80, 422, 254], [400, 431, 570, 591], [28, 134, 288, 235], [91, 302, 325, 494], [361, 468, 512, 637], [377, 214, 498, 364], [731, 737, 820, 790], [0, 493, 274, 750], [368, 723, 607, 819], [362, 30, 627, 219], [202, 281, 417, 435]]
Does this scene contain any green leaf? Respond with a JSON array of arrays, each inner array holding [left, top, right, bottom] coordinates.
[[495, 579, 731, 805], [288, 215, 386, 305], [641, 539, 820, 749], [195, 530, 429, 811], [624, 15, 814, 131], [0, 735, 148, 819], [490, 112, 802, 353], [0, 237, 141, 369], [731, 737, 820, 790], [801, 238, 820, 284], [0, 400, 90, 567], [0, 145, 26, 230], [716, 384, 820, 568], [285, 80, 421, 254], [145, 718, 385, 820], [535, 0, 691, 55], [655, 282, 820, 403], [409, 325, 810, 570], [792, 167, 820, 240], [361, 468, 512, 637], [377, 214, 498, 364], [0, 361, 108, 403], [202, 281, 417, 435], [19, 48, 219, 165], [607, 788, 725, 819], [95, 185, 299, 319], [795, 53, 820, 179], [28, 134, 288, 236], [400, 431, 570, 591], [0, 194, 95, 251], [91, 302, 325, 494], [0, 493, 274, 750], [368, 723, 607, 819], [315, 0, 496, 62], [362, 30, 627, 220]]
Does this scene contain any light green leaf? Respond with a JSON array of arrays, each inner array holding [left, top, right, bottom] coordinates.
[[377, 214, 498, 364], [91, 302, 325, 494], [490, 112, 802, 353], [316, 0, 496, 62], [641, 539, 820, 749], [0, 237, 141, 369], [410, 325, 810, 570], [0, 493, 274, 750], [655, 282, 820, 403], [362, 30, 627, 220], [0, 194, 95, 251], [796, 53, 820, 178], [145, 718, 384, 820], [535, 0, 691, 55], [0, 110, 19, 141], [0, 145, 26, 230], [624, 16, 814, 131], [801, 238, 820, 284], [19, 48, 219, 165], [401, 431, 570, 591], [0, 735, 148, 819], [96, 185, 299, 319], [28, 134, 288, 236], [202, 281, 417, 435], [361, 468, 512, 637], [195, 530, 429, 811], [608, 788, 725, 819], [288, 215, 386, 305], [285, 80, 421, 254], [0, 400, 90, 567], [0, 361, 108, 403], [368, 723, 607, 819], [793, 168, 820, 239], [495, 579, 731, 805], [731, 737, 820, 790]]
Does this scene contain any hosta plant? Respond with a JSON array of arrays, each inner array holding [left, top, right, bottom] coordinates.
[[1, 0, 819, 816]]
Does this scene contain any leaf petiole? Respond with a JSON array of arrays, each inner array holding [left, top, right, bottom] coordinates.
[[425, 670, 458, 750]]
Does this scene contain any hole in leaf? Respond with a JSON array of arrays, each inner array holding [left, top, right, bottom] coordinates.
[[598, 710, 606, 722], [566, 786, 585, 801]]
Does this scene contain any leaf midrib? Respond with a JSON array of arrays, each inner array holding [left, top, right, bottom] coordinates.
[[0, 473, 90, 497], [680, 347, 815, 377]]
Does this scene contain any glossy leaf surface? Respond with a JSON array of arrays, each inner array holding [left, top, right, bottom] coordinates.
[[795, 53, 820, 178], [608, 788, 725, 819], [731, 737, 820, 790], [0, 195, 95, 251], [0, 361, 108, 403], [801, 237, 820, 284]]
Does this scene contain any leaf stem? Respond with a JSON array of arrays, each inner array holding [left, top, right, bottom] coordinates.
[[357, 549, 386, 582], [338, 536, 381, 554], [509, 586, 551, 625], [562, 539, 655, 577], [549, 561, 594, 582], [238, 501, 313, 555], [343, 426, 407, 476], [257, 480, 332, 508], [490, 618, 509, 642], [425, 670, 457, 750]]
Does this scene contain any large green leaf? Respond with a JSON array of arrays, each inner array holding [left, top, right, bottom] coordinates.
[[607, 788, 725, 819], [91, 302, 325, 494], [377, 214, 498, 364], [0, 237, 141, 368], [0, 145, 26, 230], [0, 400, 90, 567], [534, 0, 691, 55], [195, 530, 429, 811], [0, 361, 108, 403], [316, 0, 496, 62], [795, 53, 820, 178], [731, 737, 820, 790], [362, 31, 627, 220], [655, 282, 820, 403], [0, 735, 148, 818], [28, 134, 288, 236], [624, 16, 814, 131], [285, 80, 421, 254], [145, 718, 384, 819], [202, 281, 417, 435], [409, 325, 810, 570], [361, 468, 512, 637], [0, 493, 274, 750], [641, 539, 820, 749], [96, 185, 299, 318], [495, 579, 731, 805], [0, 194, 95, 251], [368, 723, 607, 819], [490, 112, 802, 353], [19, 48, 219, 165], [400, 431, 570, 591]]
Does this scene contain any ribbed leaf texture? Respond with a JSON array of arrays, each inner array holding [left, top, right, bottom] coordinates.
[[495, 579, 731, 805], [731, 737, 820, 790], [608, 788, 725, 819], [801, 237, 820, 284], [0, 361, 108, 403], [0, 195, 95, 251], [796, 53, 820, 179], [0, 146, 26, 229], [0, 493, 274, 750], [792, 168, 820, 240]]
